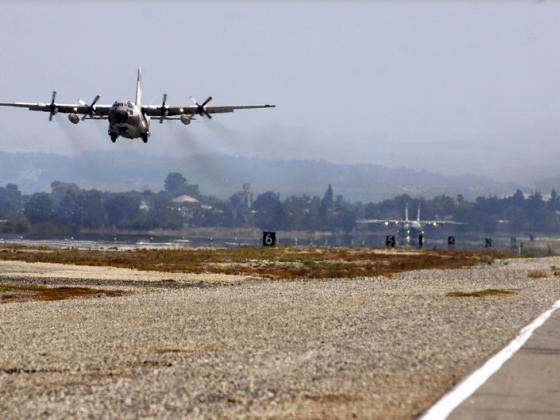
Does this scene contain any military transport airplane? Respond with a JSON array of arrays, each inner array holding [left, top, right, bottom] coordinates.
[[0, 68, 275, 143], [358, 204, 465, 244]]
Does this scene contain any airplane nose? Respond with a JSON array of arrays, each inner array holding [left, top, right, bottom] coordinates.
[[115, 109, 128, 123]]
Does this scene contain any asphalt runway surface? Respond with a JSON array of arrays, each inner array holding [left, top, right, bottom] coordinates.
[[449, 306, 560, 419]]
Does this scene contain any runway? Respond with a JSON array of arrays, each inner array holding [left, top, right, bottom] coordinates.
[[449, 306, 560, 419]]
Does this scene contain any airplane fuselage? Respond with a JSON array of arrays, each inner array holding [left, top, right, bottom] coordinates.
[[398, 222, 424, 245], [107, 100, 150, 142]]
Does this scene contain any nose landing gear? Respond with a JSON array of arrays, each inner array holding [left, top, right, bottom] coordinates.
[[109, 133, 118, 143], [141, 133, 149, 143]]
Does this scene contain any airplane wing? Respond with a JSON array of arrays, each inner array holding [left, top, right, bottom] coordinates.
[[422, 220, 467, 226], [142, 96, 275, 120], [357, 219, 404, 225], [0, 92, 111, 121], [0, 102, 111, 114]]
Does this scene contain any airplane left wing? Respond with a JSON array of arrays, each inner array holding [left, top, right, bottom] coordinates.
[[142, 96, 275, 120], [422, 220, 467, 226]]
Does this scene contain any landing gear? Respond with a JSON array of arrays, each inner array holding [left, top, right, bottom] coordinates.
[[110, 134, 118, 143], [141, 133, 149, 143]]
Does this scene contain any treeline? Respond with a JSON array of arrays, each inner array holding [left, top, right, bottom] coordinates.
[[0, 172, 559, 235]]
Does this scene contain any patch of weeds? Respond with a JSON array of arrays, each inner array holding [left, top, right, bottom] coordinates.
[[447, 288, 516, 298], [0, 244, 512, 280], [0, 286, 13, 293], [528, 270, 547, 279], [0, 284, 125, 303]]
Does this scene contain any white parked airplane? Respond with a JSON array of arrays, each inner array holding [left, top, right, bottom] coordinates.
[[0, 68, 275, 143], [358, 203, 464, 243]]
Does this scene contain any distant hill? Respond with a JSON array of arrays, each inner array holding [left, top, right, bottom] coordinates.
[[0, 151, 518, 202]]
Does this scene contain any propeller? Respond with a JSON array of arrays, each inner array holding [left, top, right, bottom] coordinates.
[[48, 91, 57, 121], [159, 93, 168, 123], [79, 95, 101, 121], [190, 96, 213, 119]]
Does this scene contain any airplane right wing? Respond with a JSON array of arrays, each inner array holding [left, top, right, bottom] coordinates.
[[357, 219, 404, 226], [0, 92, 111, 121]]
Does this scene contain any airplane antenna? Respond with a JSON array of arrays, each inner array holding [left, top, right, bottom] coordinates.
[[135, 67, 142, 106]]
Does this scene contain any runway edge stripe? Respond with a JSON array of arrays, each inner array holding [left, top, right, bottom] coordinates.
[[420, 297, 560, 420]]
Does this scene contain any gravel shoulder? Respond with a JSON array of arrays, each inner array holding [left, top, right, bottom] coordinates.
[[1, 257, 559, 418]]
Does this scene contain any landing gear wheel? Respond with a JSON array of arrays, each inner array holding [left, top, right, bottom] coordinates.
[[110, 134, 118, 143], [141, 134, 149, 143]]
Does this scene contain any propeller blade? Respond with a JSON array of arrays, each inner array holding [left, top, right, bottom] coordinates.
[[159, 93, 168, 123], [48, 91, 57, 121], [202, 96, 212, 107], [204, 110, 212, 119], [81, 95, 101, 120]]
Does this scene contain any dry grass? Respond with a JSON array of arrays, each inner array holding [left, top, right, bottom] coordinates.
[[0, 244, 511, 280], [447, 288, 516, 298], [0, 284, 125, 303], [528, 270, 548, 279]]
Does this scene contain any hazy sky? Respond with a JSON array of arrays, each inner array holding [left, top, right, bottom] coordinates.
[[0, 1, 559, 182]]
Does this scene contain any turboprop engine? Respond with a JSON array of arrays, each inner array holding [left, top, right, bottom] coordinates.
[[68, 113, 80, 124], [180, 114, 192, 125]]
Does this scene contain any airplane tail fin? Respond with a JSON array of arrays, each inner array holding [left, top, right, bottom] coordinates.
[[405, 204, 409, 221], [417, 204, 421, 222], [135, 67, 142, 106]]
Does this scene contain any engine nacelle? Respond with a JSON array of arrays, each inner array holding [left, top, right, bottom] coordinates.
[[68, 113, 80, 124], [180, 114, 192, 125]]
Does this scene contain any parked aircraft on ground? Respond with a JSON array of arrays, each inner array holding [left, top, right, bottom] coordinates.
[[358, 204, 464, 244], [0, 68, 275, 143]]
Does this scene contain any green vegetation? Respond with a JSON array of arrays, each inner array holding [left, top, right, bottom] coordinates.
[[1, 172, 560, 236], [447, 288, 516, 298]]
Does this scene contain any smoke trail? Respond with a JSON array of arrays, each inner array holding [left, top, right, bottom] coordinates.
[[54, 115, 86, 156], [164, 121, 202, 157]]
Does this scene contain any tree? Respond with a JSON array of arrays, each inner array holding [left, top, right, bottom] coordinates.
[[147, 201, 183, 229], [77, 190, 106, 228], [0, 184, 23, 216], [319, 184, 334, 225], [24, 193, 53, 224], [253, 191, 285, 230], [549, 189, 559, 211], [104, 194, 141, 228], [164, 172, 187, 195], [164, 172, 200, 197], [52, 191, 80, 225]]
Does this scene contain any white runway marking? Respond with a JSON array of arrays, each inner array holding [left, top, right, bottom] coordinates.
[[421, 297, 560, 420]]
